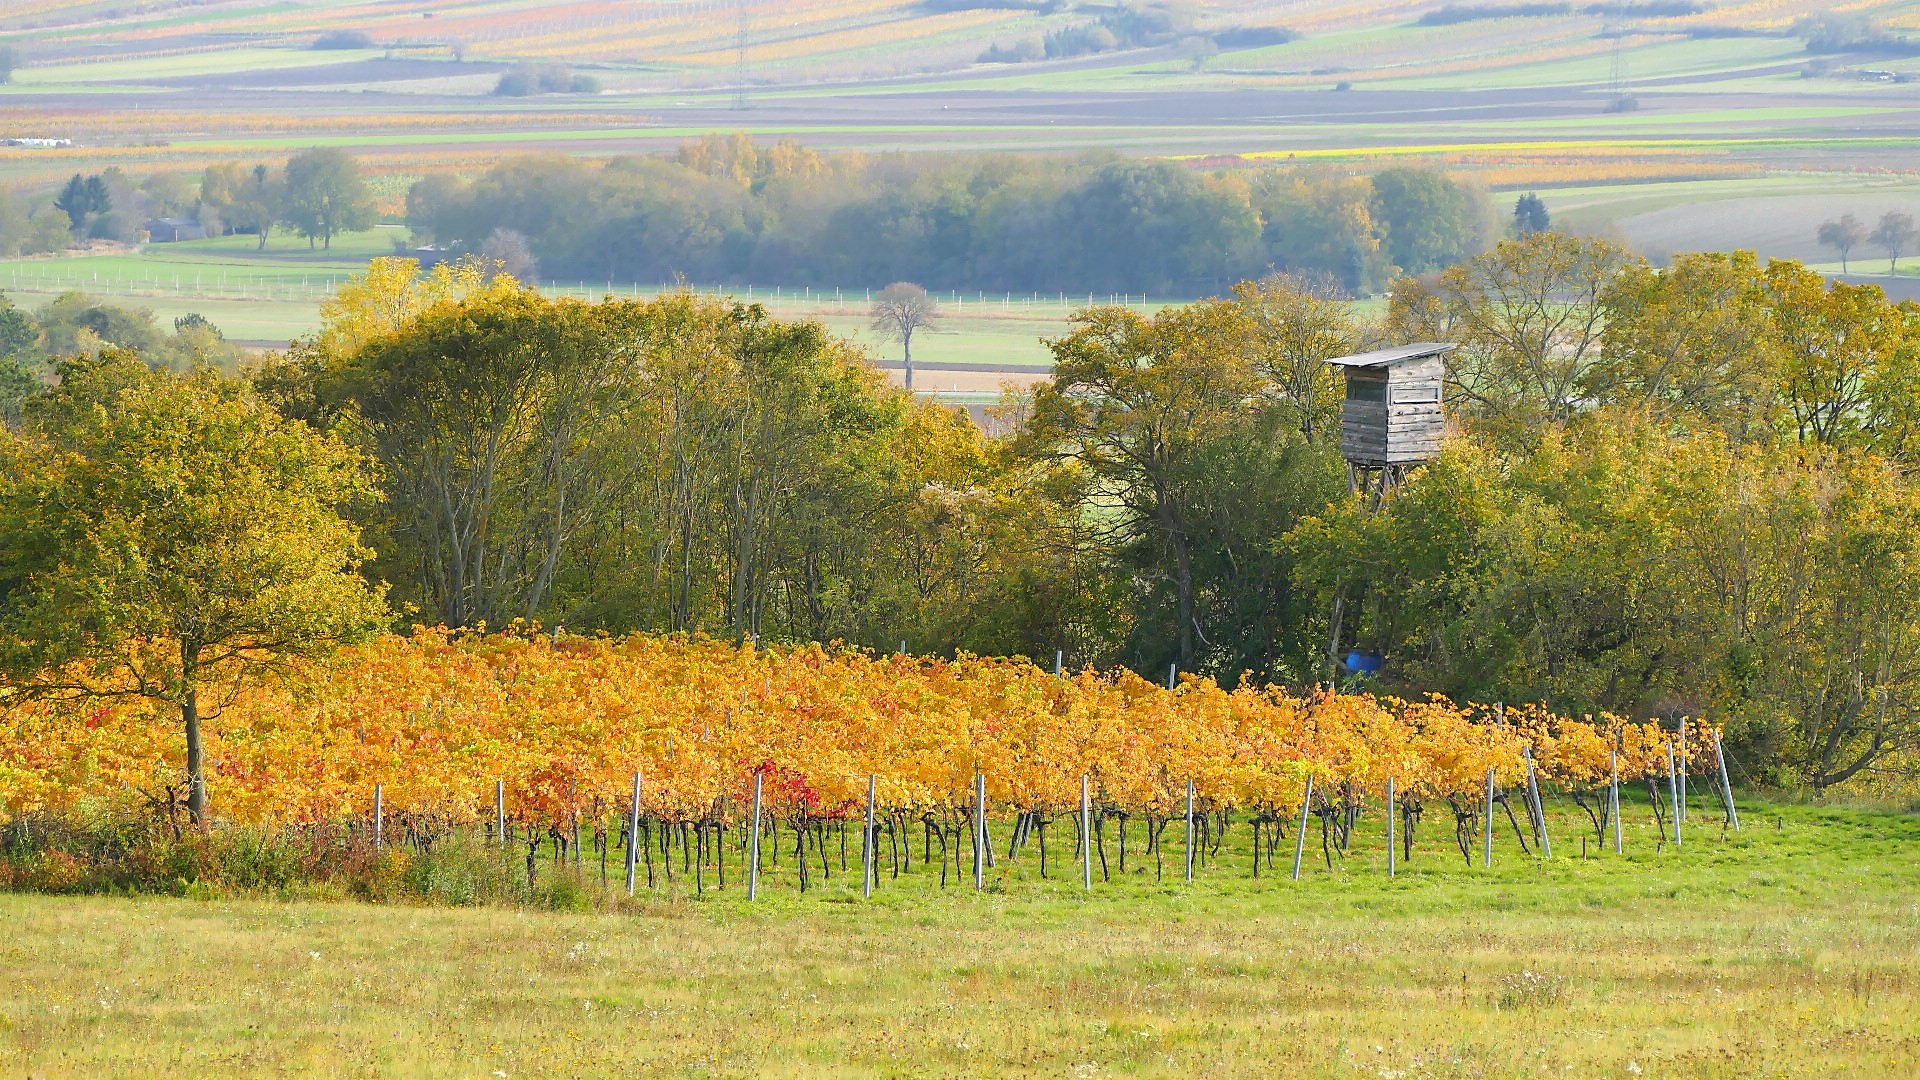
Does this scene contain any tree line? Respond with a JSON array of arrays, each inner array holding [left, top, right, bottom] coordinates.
[[0, 149, 379, 255], [404, 136, 1495, 295], [4, 235, 1920, 790]]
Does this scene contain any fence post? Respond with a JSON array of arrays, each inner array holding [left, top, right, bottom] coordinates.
[[374, 783, 383, 852], [975, 772, 987, 890], [1483, 767, 1495, 867], [1714, 732, 1740, 831], [1081, 774, 1092, 891], [1168, 663, 1177, 690], [1610, 749, 1623, 854], [864, 774, 877, 899], [495, 779, 505, 846], [1386, 776, 1396, 878], [1056, 650, 1064, 678], [1184, 778, 1196, 882], [625, 771, 641, 896], [1291, 775, 1315, 880], [748, 770, 764, 900]]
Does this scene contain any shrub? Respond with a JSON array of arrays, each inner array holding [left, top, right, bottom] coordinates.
[[313, 30, 375, 50]]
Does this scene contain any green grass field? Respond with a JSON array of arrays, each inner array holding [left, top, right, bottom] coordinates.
[[3, 796, 1918, 1076], [0, 229, 1131, 373]]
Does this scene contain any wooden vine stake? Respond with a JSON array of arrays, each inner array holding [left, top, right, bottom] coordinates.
[[374, 783, 383, 852], [1714, 732, 1741, 831], [1386, 776, 1396, 878], [1184, 778, 1196, 883], [864, 773, 877, 899], [1610, 749, 1623, 854], [1291, 774, 1315, 881], [1482, 767, 1495, 868], [1080, 774, 1093, 891], [1525, 745, 1551, 859], [625, 771, 641, 897], [748, 770, 764, 901], [974, 772, 987, 891], [1666, 742, 1681, 848], [1678, 718, 1689, 824]]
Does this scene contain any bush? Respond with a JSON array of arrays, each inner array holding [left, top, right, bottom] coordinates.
[[1212, 26, 1298, 49], [312, 30, 375, 50]]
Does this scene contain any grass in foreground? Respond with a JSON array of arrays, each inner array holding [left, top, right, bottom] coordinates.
[[4, 797, 1920, 1077]]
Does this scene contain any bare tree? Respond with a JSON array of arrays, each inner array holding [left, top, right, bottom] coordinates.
[[870, 281, 939, 391], [1870, 210, 1915, 276], [481, 226, 539, 283], [1817, 213, 1865, 274]]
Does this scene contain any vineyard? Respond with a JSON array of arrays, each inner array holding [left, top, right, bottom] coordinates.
[[1, 629, 1731, 896]]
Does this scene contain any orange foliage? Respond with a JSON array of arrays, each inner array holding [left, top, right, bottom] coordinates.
[[0, 630, 1709, 833]]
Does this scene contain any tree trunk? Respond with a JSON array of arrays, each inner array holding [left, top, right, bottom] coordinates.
[[903, 331, 914, 391], [183, 685, 208, 829]]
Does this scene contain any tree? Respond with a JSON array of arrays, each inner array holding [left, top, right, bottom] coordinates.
[[1231, 272, 1355, 441], [52, 174, 107, 237], [1593, 250, 1781, 442], [1818, 213, 1866, 274], [280, 148, 376, 250], [1870, 210, 1915, 276], [1022, 301, 1343, 680], [1402, 232, 1637, 447], [200, 162, 282, 248], [1513, 193, 1550, 236], [0, 351, 388, 825], [870, 282, 939, 391], [481, 227, 538, 282], [1370, 168, 1483, 274]]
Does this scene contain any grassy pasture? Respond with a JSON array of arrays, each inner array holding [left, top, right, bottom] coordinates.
[[3, 797, 1919, 1076]]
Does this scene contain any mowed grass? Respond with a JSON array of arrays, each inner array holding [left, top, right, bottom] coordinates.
[[3, 796, 1920, 1077]]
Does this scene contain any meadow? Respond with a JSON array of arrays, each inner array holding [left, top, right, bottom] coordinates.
[[3, 796, 1918, 1077]]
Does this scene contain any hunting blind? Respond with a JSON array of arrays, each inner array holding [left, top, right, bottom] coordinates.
[[1328, 342, 1453, 497]]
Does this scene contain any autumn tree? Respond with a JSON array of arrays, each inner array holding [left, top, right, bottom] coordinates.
[[1231, 272, 1357, 441], [1818, 213, 1865, 274], [870, 282, 939, 390], [1395, 232, 1636, 448], [0, 351, 388, 825], [1592, 250, 1781, 442], [281, 148, 376, 250]]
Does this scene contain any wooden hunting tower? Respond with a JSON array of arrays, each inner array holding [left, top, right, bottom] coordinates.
[[1328, 342, 1454, 497]]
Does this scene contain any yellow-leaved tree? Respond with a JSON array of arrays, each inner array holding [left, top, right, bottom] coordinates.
[[0, 350, 389, 826]]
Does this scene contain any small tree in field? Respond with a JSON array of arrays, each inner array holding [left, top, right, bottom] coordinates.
[[280, 147, 376, 250], [1870, 210, 1915, 276], [870, 282, 939, 391], [1818, 214, 1865, 274], [0, 351, 388, 826]]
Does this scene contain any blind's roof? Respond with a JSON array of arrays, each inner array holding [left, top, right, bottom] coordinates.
[[1326, 342, 1455, 369]]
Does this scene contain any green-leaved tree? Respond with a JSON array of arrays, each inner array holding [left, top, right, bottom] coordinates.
[[281, 148, 376, 250], [0, 351, 389, 825]]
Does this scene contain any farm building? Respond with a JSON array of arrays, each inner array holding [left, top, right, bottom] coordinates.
[[1327, 342, 1454, 491], [144, 217, 207, 243]]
